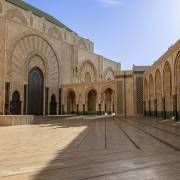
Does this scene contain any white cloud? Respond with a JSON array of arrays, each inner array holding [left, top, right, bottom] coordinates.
[[98, 0, 122, 7]]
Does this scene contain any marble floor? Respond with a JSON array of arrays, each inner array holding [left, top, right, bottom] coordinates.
[[0, 116, 180, 180]]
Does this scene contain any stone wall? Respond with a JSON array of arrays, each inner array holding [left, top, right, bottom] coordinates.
[[143, 40, 180, 120]]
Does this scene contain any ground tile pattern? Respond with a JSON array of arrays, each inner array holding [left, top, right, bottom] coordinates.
[[0, 116, 180, 180]]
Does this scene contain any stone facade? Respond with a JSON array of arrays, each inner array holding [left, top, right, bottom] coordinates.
[[0, 0, 150, 117], [143, 40, 180, 120]]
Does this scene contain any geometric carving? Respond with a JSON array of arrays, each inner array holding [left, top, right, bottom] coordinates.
[[48, 27, 63, 40], [10, 35, 59, 88], [104, 67, 114, 80], [144, 78, 148, 101], [78, 39, 88, 51], [136, 77, 143, 114], [6, 9, 27, 25], [29, 55, 45, 74], [80, 60, 97, 83]]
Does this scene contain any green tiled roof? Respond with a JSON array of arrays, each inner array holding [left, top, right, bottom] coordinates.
[[7, 0, 73, 32]]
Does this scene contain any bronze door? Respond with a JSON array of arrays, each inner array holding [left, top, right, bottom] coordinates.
[[28, 67, 44, 115]]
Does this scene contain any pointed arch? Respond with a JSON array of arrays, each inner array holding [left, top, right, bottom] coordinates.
[[87, 89, 97, 113], [9, 34, 59, 88], [175, 52, 180, 87], [104, 88, 114, 113], [67, 90, 76, 114], [80, 60, 97, 83], [175, 52, 180, 115], [163, 61, 172, 113]]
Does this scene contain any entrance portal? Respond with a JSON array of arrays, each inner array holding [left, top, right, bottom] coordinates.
[[28, 67, 44, 115]]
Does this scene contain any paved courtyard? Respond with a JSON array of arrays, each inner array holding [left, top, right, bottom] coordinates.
[[0, 116, 180, 180]]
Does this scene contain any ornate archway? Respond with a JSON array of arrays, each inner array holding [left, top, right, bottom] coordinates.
[[87, 90, 97, 113], [104, 88, 114, 113], [28, 67, 44, 115], [9, 34, 59, 115], [67, 91, 76, 114], [80, 60, 97, 83], [9, 34, 59, 88], [175, 53, 180, 119], [163, 62, 172, 117]]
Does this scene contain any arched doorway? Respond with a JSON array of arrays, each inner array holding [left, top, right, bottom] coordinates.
[[88, 90, 97, 113], [50, 95, 57, 115], [67, 91, 76, 114], [28, 67, 44, 115], [10, 91, 21, 115], [104, 88, 114, 114]]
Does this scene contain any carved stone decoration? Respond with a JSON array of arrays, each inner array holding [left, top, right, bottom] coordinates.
[[80, 60, 97, 83], [9, 34, 59, 89], [78, 39, 88, 51], [48, 27, 63, 40], [104, 67, 115, 80], [6, 8, 27, 25]]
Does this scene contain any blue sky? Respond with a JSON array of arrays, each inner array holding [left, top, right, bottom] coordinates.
[[25, 0, 180, 69]]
